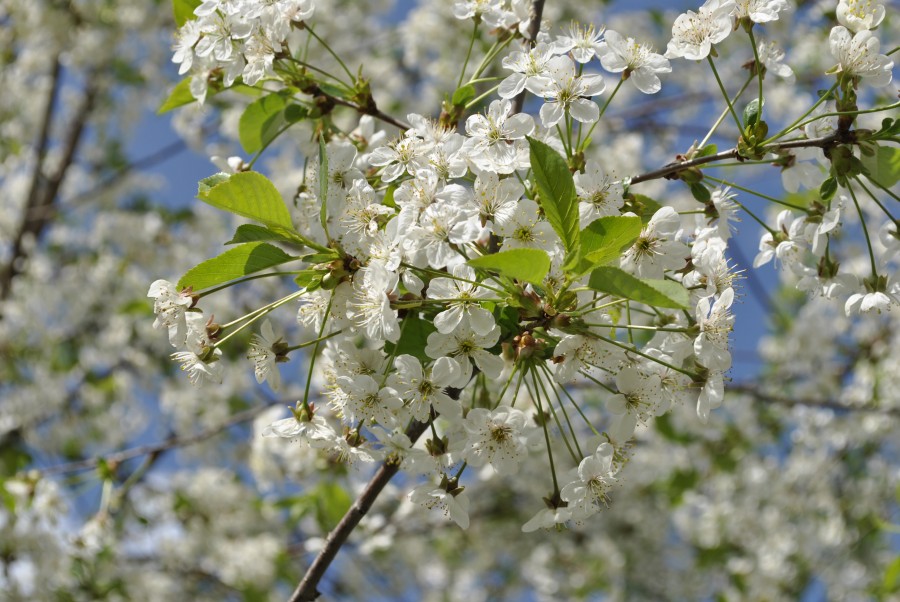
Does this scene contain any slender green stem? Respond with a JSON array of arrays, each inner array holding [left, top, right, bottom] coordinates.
[[787, 101, 900, 135], [538, 370, 584, 458], [706, 56, 744, 132], [852, 177, 897, 227], [847, 185, 879, 277], [465, 84, 502, 110], [526, 369, 559, 493], [216, 290, 306, 342], [578, 369, 617, 394], [763, 82, 838, 144], [282, 56, 350, 86], [533, 371, 580, 463], [469, 35, 514, 82], [196, 270, 297, 297], [584, 323, 690, 333], [864, 175, 900, 204], [701, 177, 777, 233], [747, 28, 764, 123], [306, 25, 355, 83], [491, 365, 519, 410], [247, 121, 296, 169], [704, 175, 808, 211], [300, 293, 334, 413], [578, 78, 623, 153], [537, 363, 601, 437], [699, 74, 754, 150], [595, 334, 696, 377], [458, 20, 479, 89], [285, 329, 343, 352], [400, 262, 508, 295]]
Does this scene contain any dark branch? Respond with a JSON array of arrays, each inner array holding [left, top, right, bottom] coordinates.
[[288, 419, 430, 602], [0, 73, 96, 302], [629, 133, 853, 186], [731, 383, 900, 417], [41, 402, 277, 475]]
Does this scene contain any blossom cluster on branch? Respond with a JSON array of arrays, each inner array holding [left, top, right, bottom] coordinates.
[[151, 0, 897, 538]]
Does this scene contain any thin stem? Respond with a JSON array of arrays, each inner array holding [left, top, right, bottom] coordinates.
[[532, 371, 579, 462], [787, 101, 900, 135], [306, 25, 355, 83], [526, 369, 559, 493], [465, 83, 503, 110], [847, 184, 879, 276], [699, 74, 754, 150], [703, 175, 807, 212], [864, 174, 900, 204], [578, 78, 623, 152], [458, 20, 479, 89], [853, 177, 898, 229], [706, 56, 744, 132], [747, 28, 764, 124], [285, 329, 343, 352], [300, 293, 334, 414], [42, 403, 277, 475], [196, 270, 297, 297], [216, 290, 306, 344], [763, 82, 838, 144], [289, 418, 431, 602], [538, 370, 584, 458], [595, 334, 696, 377], [537, 363, 601, 437]]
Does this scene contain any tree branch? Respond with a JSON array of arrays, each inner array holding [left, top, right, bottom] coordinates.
[[628, 133, 854, 186], [40, 401, 278, 475], [510, 0, 545, 115], [288, 419, 430, 602], [731, 382, 900, 417], [0, 74, 97, 302]]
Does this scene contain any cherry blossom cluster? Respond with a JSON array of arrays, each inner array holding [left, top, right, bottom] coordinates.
[[150, 0, 896, 533], [172, 0, 316, 101]]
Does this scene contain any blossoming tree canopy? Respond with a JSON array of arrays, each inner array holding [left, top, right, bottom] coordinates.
[[152, 0, 896, 531]]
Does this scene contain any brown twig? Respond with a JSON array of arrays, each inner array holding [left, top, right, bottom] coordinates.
[[40, 402, 278, 475], [0, 70, 97, 302], [288, 419, 430, 602], [510, 0, 545, 115], [628, 133, 852, 186], [731, 383, 900, 417]]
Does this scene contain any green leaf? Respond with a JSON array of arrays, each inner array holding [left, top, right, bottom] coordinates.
[[742, 98, 763, 127], [884, 557, 900, 594], [311, 482, 352, 530], [696, 144, 718, 158], [239, 93, 288, 155], [819, 176, 838, 202], [527, 136, 580, 255], [452, 84, 476, 106], [177, 242, 295, 291], [623, 194, 663, 223], [587, 266, 690, 309], [226, 224, 294, 245], [468, 248, 551, 284], [158, 78, 195, 114], [173, 0, 201, 26], [197, 173, 231, 199], [200, 171, 294, 231], [860, 144, 900, 188], [689, 182, 711, 203], [567, 216, 642, 275], [383, 316, 437, 363], [294, 270, 325, 289]]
